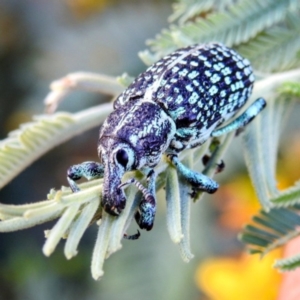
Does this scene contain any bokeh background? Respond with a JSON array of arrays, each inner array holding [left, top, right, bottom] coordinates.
[[1, 1, 300, 299]]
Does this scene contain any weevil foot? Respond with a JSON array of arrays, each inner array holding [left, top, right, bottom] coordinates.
[[124, 230, 140, 240], [201, 154, 211, 167], [215, 160, 225, 174], [189, 188, 197, 199], [202, 155, 225, 174], [135, 195, 156, 231], [119, 174, 157, 231]]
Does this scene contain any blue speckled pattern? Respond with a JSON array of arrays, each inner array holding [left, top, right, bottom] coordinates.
[[114, 43, 254, 151]]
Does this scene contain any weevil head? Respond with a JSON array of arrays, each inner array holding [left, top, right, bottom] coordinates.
[[98, 101, 176, 215]]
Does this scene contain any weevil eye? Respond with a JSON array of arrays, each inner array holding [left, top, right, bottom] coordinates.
[[116, 149, 129, 168]]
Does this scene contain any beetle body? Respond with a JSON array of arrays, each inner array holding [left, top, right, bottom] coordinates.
[[68, 43, 266, 232], [114, 43, 254, 151]]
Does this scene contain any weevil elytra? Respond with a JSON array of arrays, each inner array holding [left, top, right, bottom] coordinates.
[[67, 43, 266, 233]]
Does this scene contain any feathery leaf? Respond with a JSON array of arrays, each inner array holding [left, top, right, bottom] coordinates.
[[239, 207, 300, 256], [169, 0, 215, 24], [0, 103, 113, 189], [147, 0, 296, 58], [271, 183, 300, 207], [274, 253, 300, 272], [237, 12, 300, 72]]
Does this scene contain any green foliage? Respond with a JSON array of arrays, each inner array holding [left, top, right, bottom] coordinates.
[[274, 253, 300, 271], [0, 0, 300, 278], [237, 11, 300, 72], [0, 105, 113, 190], [142, 0, 300, 70], [239, 78, 300, 271], [279, 81, 300, 97], [169, 0, 235, 24], [239, 207, 300, 254], [271, 182, 300, 207]]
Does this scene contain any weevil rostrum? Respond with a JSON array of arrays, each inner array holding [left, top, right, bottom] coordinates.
[[67, 43, 266, 234]]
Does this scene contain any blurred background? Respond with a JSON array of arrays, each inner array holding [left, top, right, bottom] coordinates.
[[0, 1, 299, 299]]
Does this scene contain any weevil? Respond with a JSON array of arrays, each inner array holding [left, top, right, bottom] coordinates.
[[67, 43, 266, 233]]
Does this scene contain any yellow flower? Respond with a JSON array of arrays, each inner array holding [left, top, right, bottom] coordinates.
[[195, 250, 282, 300]]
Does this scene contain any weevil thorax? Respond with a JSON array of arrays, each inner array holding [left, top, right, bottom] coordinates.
[[98, 98, 176, 214]]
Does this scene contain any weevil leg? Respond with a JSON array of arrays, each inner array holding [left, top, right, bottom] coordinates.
[[201, 154, 211, 166], [168, 154, 219, 194], [215, 160, 225, 174], [119, 170, 157, 231], [135, 170, 157, 231], [202, 155, 225, 174], [67, 161, 104, 192], [123, 230, 140, 240], [211, 98, 266, 137]]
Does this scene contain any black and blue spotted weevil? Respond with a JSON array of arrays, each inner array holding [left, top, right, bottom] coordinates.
[[67, 43, 266, 233]]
